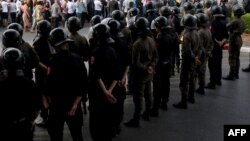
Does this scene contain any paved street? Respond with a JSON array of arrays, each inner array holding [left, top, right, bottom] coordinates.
[[1, 26, 250, 141]]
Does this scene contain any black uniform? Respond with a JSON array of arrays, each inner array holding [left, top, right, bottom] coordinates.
[[1, 70, 41, 141], [88, 41, 119, 141], [152, 28, 174, 112], [45, 50, 87, 141], [208, 16, 228, 86]]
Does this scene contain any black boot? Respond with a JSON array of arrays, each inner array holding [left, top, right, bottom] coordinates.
[[222, 75, 235, 81], [150, 108, 159, 117], [242, 65, 250, 72], [142, 111, 150, 121], [195, 87, 205, 95], [205, 82, 216, 89], [124, 118, 140, 128], [173, 102, 187, 109]]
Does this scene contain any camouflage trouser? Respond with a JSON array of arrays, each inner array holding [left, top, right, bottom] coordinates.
[[179, 62, 196, 103], [228, 35, 242, 77], [196, 57, 208, 89]]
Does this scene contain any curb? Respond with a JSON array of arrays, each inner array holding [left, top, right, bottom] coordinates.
[[241, 47, 250, 53]]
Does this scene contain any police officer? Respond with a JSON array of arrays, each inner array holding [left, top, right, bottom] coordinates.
[[172, 6, 184, 73], [145, 2, 158, 30], [124, 17, 158, 126], [223, 5, 245, 80], [1, 47, 42, 141], [111, 10, 133, 96], [183, 1, 196, 15], [33, 20, 53, 126], [106, 18, 130, 136], [173, 14, 200, 109], [6, 24, 40, 80], [206, 5, 228, 89], [67, 16, 90, 61], [88, 23, 118, 141], [195, 13, 213, 95], [150, 16, 174, 116], [45, 28, 87, 141]]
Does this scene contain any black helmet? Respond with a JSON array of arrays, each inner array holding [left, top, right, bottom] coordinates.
[[195, 13, 209, 27], [183, 2, 195, 13], [7, 23, 23, 37], [2, 29, 21, 48], [37, 20, 51, 36], [233, 5, 245, 17], [1, 47, 24, 71], [93, 23, 114, 43], [196, 8, 205, 14], [145, 1, 155, 12], [160, 6, 172, 17], [211, 5, 224, 17], [154, 16, 169, 30], [135, 17, 149, 32], [212, 0, 218, 6], [111, 10, 125, 22], [182, 14, 197, 29], [194, 2, 203, 9], [67, 16, 81, 32], [49, 28, 72, 47], [90, 15, 102, 26], [108, 19, 121, 35], [172, 6, 180, 15], [129, 8, 140, 17], [205, 0, 212, 8]]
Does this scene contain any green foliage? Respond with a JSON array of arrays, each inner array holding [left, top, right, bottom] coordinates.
[[242, 13, 250, 32]]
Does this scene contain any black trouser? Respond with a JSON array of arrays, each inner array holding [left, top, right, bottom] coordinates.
[[4, 119, 34, 141], [10, 12, 16, 23], [47, 105, 83, 141], [208, 45, 222, 84], [153, 63, 171, 109], [111, 86, 126, 130], [89, 98, 113, 141]]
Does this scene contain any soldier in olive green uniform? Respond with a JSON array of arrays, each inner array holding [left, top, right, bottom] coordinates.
[[195, 13, 213, 95], [124, 17, 158, 127], [223, 5, 246, 80], [173, 14, 200, 109]]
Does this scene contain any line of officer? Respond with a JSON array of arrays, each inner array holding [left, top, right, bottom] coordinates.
[[45, 28, 88, 141], [1, 47, 42, 141], [223, 5, 246, 80]]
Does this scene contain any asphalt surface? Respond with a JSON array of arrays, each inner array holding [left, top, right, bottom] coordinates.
[[0, 26, 250, 141]]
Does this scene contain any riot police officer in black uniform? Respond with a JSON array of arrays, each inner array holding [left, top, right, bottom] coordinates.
[[1, 47, 42, 141], [88, 23, 119, 141], [45, 28, 87, 141], [150, 16, 174, 116], [205, 5, 228, 89]]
